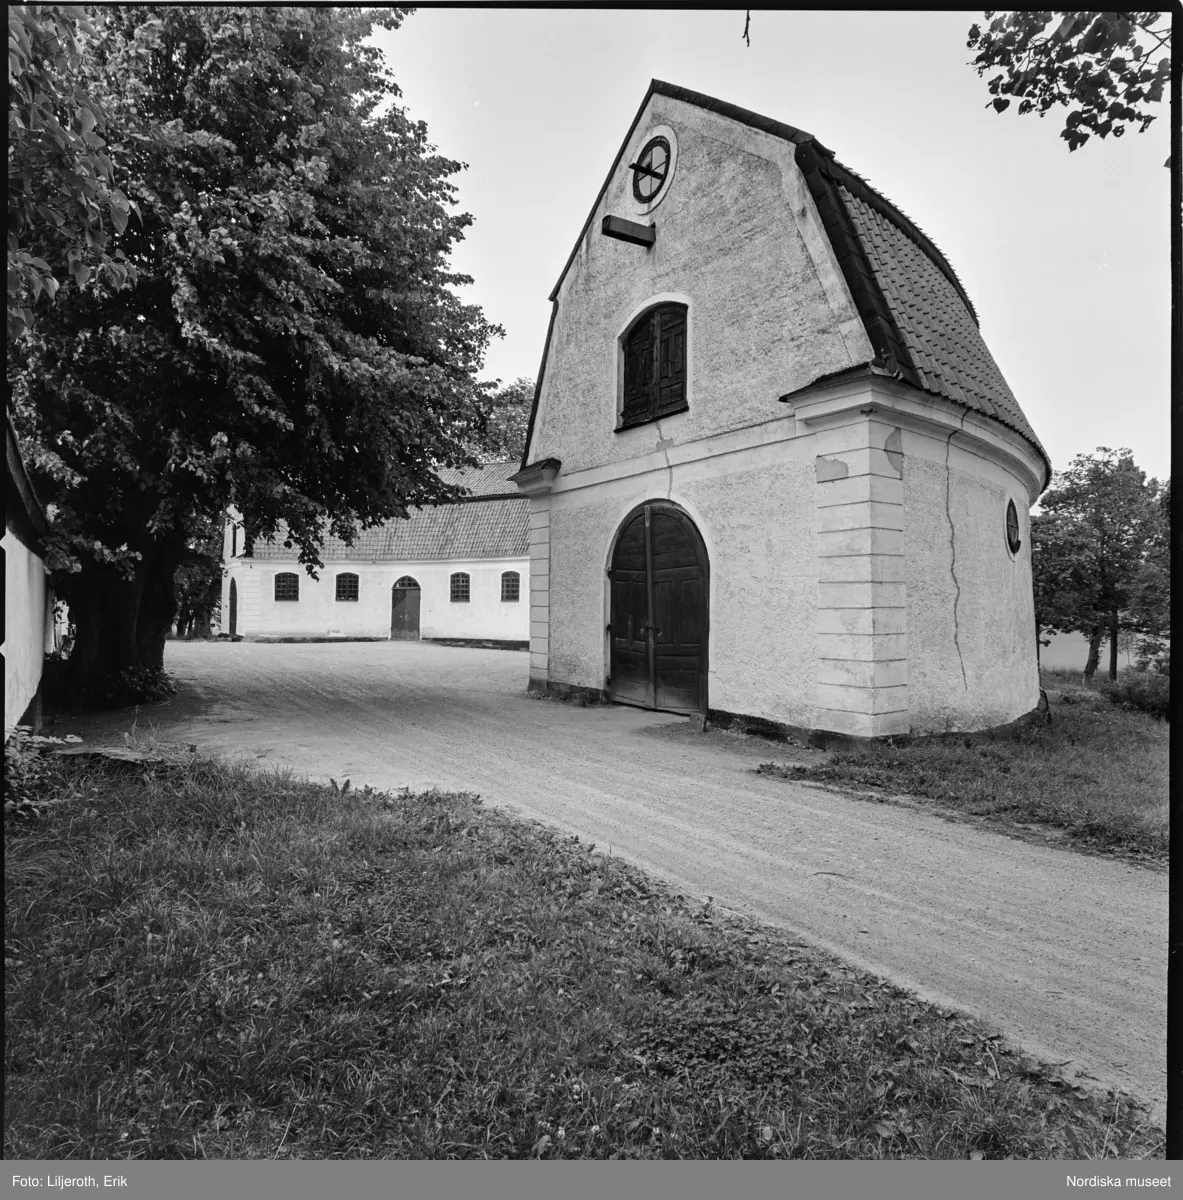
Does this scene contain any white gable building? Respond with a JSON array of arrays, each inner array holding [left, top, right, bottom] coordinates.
[[222, 462, 530, 644], [513, 82, 1049, 738]]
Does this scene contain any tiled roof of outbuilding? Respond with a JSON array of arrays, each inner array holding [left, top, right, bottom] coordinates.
[[436, 460, 523, 499], [836, 185, 1045, 458], [789, 143, 1049, 475], [249, 463, 529, 563], [527, 80, 1049, 487]]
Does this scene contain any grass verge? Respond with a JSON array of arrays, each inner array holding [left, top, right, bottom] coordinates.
[[756, 675, 1167, 864], [4, 749, 1164, 1160]]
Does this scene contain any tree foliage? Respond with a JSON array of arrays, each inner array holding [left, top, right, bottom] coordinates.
[[1031, 448, 1167, 680], [1126, 478, 1170, 671], [9, 5, 502, 703], [967, 11, 1171, 152], [172, 519, 225, 639], [471, 377, 533, 464], [8, 5, 138, 338]]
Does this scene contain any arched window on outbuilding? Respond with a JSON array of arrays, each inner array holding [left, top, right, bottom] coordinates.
[[450, 572, 470, 602], [335, 572, 359, 601], [500, 571, 520, 602], [274, 572, 299, 601]]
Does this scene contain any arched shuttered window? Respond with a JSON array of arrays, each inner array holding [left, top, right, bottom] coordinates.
[[620, 302, 687, 429], [335, 572, 359, 601], [274, 572, 299, 601], [450, 572, 470, 602], [500, 571, 520, 602]]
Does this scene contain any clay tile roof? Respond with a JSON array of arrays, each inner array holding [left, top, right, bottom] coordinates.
[[249, 462, 529, 562], [836, 183, 1046, 462], [435, 460, 523, 499]]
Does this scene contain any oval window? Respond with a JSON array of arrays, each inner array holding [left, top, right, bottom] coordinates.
[[1005, 500, 1022, 554]]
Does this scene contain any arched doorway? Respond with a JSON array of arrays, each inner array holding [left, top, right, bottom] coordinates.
[[228, 578, 238, 638], [609, 501, 708, 714], [391, 576, 421, 639]]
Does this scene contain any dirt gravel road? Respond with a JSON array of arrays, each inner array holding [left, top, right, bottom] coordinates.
[[61, 640, 1168, 1121]]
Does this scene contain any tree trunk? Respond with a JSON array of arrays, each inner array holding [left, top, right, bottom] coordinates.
[[59, 562, 147, 704], [1108, 611, 1120, 682], [54, 540, 180, 706], [136, 550, 179, 671], [1083, 625, 1103, 682]]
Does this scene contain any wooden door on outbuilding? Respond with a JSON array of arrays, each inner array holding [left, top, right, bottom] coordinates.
[[608, 501, 708, 714], [391, 576, 421, 639]]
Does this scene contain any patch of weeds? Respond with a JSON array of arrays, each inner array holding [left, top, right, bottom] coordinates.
[[757, 697, 1167, 863], [3, 728, 84, 821], [4, 754, 1165, 1161], [1094, 673, 1170, 721]]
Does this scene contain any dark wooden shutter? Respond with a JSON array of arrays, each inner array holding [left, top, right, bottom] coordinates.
[[655, 306, 686, 417], [620, 304, 688, 428], [622, 316, 654, 425]]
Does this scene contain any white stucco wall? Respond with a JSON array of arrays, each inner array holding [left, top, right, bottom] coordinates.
[[223, 558, 530, 641], [528, 93, 872, 477], [4, 525, 51, 737], [522, 91, 1045, 736], [543, 425, 819, 727], [534, 379, 1044, 734], [902, 433, 1039, 732]]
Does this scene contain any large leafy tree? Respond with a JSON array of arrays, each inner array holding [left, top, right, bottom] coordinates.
[[967, 12, 1171, 154], [1031, 448, 1166, 680], [9, 6, 501, 702]]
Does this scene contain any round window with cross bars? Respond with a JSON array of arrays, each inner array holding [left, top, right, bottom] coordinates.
[[631, 136, 671, 204]]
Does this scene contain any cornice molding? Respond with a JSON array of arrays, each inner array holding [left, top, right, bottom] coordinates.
[[511, 458, 562, 497], [793, 377, 1046, 504]]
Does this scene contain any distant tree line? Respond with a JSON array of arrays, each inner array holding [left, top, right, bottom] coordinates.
[[1032, 448, 1169, 680], [473, 378, 533, 464]]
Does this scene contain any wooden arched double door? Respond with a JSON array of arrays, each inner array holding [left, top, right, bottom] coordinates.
[[608, 501, 709, 714]]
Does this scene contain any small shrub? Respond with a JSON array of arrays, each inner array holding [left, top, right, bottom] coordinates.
[[111, 667, 177, 704], [1098, 672, 1170, 721], [3, 728, 83, 819]]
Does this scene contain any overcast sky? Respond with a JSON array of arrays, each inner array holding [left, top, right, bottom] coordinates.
[[370, 10, 1172, 484]]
